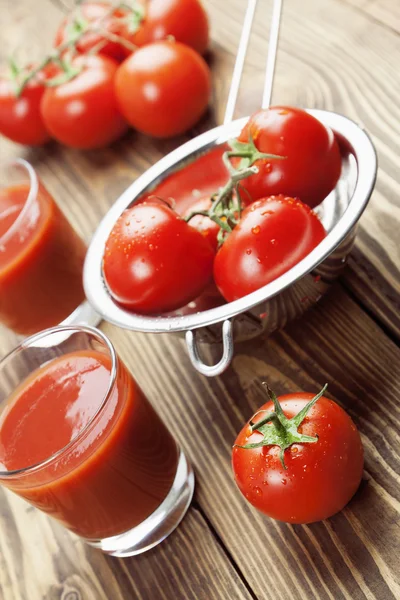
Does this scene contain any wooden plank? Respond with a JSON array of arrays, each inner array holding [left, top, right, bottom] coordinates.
[[101, 284, 400, 600], [343, 0, 400, 34], [1, 0, 399, 337], [1, 0, 400, 598], [0, 487, 253, 600]]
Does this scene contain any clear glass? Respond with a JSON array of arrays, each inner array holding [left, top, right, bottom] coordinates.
[[0, 158, 100, 335], [0, 325, 194, 557]]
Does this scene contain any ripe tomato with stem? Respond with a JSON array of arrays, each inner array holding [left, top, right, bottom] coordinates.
[[40, 54, 127, 149], [133, 0, 209, 55], [232, 106, 342, 208], [232, 384, 364, 524], [103, 200, 215, 314], [213, 195, 326, 302], [0, 66, 52, 146], [54, 2, 141, 62]]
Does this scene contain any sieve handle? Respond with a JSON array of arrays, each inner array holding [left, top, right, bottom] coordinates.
[[262, 0, 283, 108], [185, 320, 234, 377], [223, 0, 284, 126], [223, 0, 258, 126]]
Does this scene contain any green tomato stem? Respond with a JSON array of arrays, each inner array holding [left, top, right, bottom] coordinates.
[[235, 383, 328, 469], [12, 0, 143, 96]]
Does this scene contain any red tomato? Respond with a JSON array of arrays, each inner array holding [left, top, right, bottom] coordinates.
[[115, 40, 211, 138], [133, 0, 209, 55], [40, 54, 127, 149], [103, 201, 215, 314], [232, 388, 364, 524], [233, 106, 342, 208], [214, 195, 326, 302], [183, 197, 220, 251], [0, 70, 50, 146], [54, 2, 136, 62]]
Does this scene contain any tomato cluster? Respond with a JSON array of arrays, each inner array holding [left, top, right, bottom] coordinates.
[[0, 0, 210, 148], [103, 106, 341, 314]]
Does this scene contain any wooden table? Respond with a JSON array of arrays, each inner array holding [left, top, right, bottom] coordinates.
[[1, 0, 400, 598]]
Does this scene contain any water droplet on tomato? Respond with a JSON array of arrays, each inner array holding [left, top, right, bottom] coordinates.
[[291, 447, 298, 454], [253, 486, 263, 497], [261, 210, 274, 216], [246, 248, 252, 255], [278, 109, 288, 115], [251, 226, 261, 235], [281, 478, 287, 485], [270, 239, 276, 245], [149, 244, 154, 250]]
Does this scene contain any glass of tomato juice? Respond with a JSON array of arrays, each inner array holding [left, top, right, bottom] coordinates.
[[0, 325, 194, 556], [0, 158, 98, 336]]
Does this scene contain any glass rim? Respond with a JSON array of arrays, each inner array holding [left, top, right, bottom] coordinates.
[[0, 158, 39, 246], [0, 324, 118, 479]]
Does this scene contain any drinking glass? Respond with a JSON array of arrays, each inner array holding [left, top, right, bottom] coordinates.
[[0, 325, 194, 556], [0, 158, 99, 335]]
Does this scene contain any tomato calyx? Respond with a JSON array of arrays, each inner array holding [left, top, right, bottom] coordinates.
[[235, 383, 328, 469], [185, 134, 284, 245], [185, 162, 258, 241], [228, 133, 286, 170]]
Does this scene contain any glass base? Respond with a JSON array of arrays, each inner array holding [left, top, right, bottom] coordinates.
[[61, 300, 102, 328], [85, 449, 195, 557]]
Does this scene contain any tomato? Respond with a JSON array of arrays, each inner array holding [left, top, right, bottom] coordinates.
[[232, 386, 364, 524], [0, 70, 50, 146], [233, 107, 342, 208], [115, 40, 211, 138], [40, 54, 127, 149], [103, 201, 215, 314], [133, 0, 209, 55], [54, 2, 137, 62], [214, 195, 326, 302], [183, 197, 220, 251]]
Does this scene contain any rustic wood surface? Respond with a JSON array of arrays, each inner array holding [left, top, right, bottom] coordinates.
[[1, 0, 400, 599]]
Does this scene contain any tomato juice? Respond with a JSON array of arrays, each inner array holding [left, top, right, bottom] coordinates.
[[0, 349, 179, 540], [0, 182, 86, 335]]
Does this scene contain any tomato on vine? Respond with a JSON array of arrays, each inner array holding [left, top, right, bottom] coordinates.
[[115, 40, 211, 138], [183, 196, 221, 251], [40, 54, 127, 149], [103, 201, 215, 314], [133, 0, 209, 55], [0, 66, 52, 146], [54, 2, 142, 62], [214, 195, 326, 302], [232, 106, 342, 208], [232, 384, 364, 524]]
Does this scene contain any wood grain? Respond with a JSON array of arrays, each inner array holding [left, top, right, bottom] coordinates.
[[2, 0, 399, 338], [1, 0, 400, 598], [0, 489, 253, 600], [343, 0, 400, 34], [100, 284, 400, 600]]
